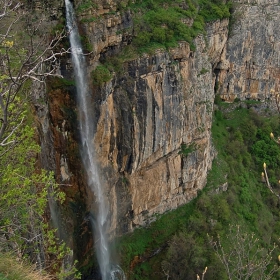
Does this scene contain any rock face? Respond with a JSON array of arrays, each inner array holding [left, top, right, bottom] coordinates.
[[92, 22, 228, 232], [216, 0, 280, 103], [42, 0, 229, 238], [68, 13, 228, 235], [36, 1, 228, 242]]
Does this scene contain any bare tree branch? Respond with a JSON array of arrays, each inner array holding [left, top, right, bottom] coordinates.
[[209, 225, 279, 280], [262, 162, 280, 201], [0, 0, 69, 149], [0, 116, 24, 146]]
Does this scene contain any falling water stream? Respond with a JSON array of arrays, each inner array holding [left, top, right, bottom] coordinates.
[[65, 1, 124, 279]]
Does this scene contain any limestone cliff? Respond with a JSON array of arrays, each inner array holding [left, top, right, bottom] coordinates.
[[66, 0, 229, 235], [91, 25, 228, 233], [216, 0, 280, 104]]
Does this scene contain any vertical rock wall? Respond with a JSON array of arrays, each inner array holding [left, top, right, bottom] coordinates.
[[90, 20, 229, 233], [216, 0, 280, 103], [42, 1, 228, 237]]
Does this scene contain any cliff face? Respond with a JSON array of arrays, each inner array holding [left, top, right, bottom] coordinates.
[[42, 0, 230, 237], [92, 23, 228, 232], [68, 0, 280, 236], [34, 0, 230, 243], [216, 0, 280, 103], [67, 0, 229, 234]]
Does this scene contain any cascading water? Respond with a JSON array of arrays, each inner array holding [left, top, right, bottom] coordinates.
[[65, 1, 124, 279]]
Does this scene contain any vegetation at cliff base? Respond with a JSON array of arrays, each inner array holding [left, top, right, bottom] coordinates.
[[117, 102, 280, 279]]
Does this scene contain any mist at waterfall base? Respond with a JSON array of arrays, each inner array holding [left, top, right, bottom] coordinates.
[[65, 1, 125, 279]]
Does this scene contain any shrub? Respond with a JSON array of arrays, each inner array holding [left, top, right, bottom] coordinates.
[[121, 0, 231, 53], [198, 67, 209, 76], [76, 0, 97, 13], [151, 27, 166, 43], [48, 77, 75, 89], [133, 31, 152, 47], [179, 142, 197, 157], [91, 65, 112, 85]]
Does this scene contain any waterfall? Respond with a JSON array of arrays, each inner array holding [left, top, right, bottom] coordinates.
[[65, 1, 124, 279]]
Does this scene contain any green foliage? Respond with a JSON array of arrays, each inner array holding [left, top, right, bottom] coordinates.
[[119, 0, 231, 52], [80, 35, 93, 52], [48, 77, 75, 89], [76, 0, 97, 13], [162, 231, 201, 279], [239, 118, 257, 143], [0, 3, 80, 278], [178, 142, 197, 157], [80, 17, 98, 23], [210, 224, 280, 280], [0, 251, 81, 280], [199, 0, 231, 21], [198, 67, 209, 76], [104, 56, 124, 73], [0, 274, 7, 280], [0, 253, 52, 280], [0, 97, 80, 279], [91, 65, 112, 85], [133, 31, 152, 47], [116, 199, 196, 273], [103, 45, 139, 72], [214, 94, 223, 105], [51, 18, 66, 36]]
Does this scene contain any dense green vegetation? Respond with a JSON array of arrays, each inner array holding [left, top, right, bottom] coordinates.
[[91, 65, 112, 85], [117, 102, 280, 279], [127, 0, 231, 51], [0, 96, 80, 279], [77, 0, 98, 13]]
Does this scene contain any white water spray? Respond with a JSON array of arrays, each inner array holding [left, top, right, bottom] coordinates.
[[65, 1, 124, 279]]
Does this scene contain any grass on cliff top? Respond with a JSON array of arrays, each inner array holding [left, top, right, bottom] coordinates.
[[117, 102, 280, 279], [122, 0, 231, 51]]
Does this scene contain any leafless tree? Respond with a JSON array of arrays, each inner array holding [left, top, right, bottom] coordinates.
[[209, 225, 279, 280], [0, 0, 69, 149]]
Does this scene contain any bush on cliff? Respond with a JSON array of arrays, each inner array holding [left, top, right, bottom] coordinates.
[[121, 0, 232, 51], [91, 65, 112, 85]]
